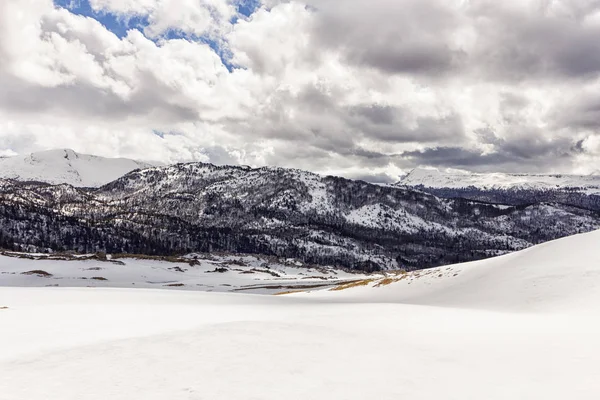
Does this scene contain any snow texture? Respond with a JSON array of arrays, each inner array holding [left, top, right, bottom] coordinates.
[[0, 149, 157, 187], [1, 230, 600, 399], [0, 252, 366, 294]]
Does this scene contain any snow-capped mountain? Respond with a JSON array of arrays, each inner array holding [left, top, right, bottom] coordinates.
[[0, 149, 157, 187], [399, 167, 600, 194], [397, 167, 600, 211], [1, 162, 598, 271]]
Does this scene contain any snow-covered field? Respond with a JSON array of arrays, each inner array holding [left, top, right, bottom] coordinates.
[[1, 231, 600, 399], [0, 253, 366, 294]]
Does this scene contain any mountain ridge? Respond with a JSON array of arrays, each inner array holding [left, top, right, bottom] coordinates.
[[0, 149, 159, 187], [0, 150, 599, 271], [1, 160, 598, 271], [399, 167, 600, 194]]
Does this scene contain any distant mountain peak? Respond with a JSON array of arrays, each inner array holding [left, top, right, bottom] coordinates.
[[0, 149, 159, 187], [404, 167, 442, 179], [398, 168, 600, 194]]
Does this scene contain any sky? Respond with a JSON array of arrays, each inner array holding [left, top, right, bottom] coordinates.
[[2, 0, 600, 183]]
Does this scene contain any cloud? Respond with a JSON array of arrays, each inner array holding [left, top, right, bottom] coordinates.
[[89, 0, 237, 39], [2, 0, 600, 179], [463, 0, 600, 81], [552, 87, 600, 131], [347, 105, 465, 144], [308, 0, 467, 77], [401, 133, 582, 173], [228, 2, 316, 75]]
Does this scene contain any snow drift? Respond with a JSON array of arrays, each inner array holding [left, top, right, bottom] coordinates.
[[1, 230, 599, 399], [312, 229, 600, 314]]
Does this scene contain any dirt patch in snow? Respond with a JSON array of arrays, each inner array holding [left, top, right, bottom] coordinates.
[[330, 279, 375, 291], [21, 270, 53, 277]]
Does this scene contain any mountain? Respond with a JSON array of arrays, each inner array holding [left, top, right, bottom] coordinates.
[[399, 167, 600, 193], [1, 162, 598, 271], [2, 230, 600, 399], [398, 168, 600, 211], [0, 149, 157, 187]]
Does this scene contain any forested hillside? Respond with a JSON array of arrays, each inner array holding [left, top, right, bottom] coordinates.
[[1, 163, 598, 271]]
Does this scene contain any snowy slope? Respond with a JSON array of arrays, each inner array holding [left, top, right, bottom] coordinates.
[[307, 229, 600, 314], [0, 149, 157, 187], [1, 231, 600, 399], [399, 167, 600, 194]]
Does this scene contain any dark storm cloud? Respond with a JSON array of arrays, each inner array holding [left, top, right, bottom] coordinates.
[[498, 134, 573, 160], [307, 0, 600, 81], [0, 72, 200, 124], [225, 83, 466, 168], [274, 0, 600, 176], [350, 105, 395, 125], [309, 0, 465, 77], [345, 146, 390, 160], [553, 93, 600, 131], [467, 1, 600, 81], [348, 105, 465, 144], [400, 134, 582, 172], [474, 126, 572, 160], [400, 147, 509, 168], [345, 42, 465, 76], [572, 139, 586, 154]]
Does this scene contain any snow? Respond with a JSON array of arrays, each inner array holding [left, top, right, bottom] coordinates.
[[344, 203, 450, 233], [304, 229, 600, 314], [0, 149, 158, 187], [295, 170, 333, 212], [342, 203, 531, 252], [1, 231, 600, 399], [400, 167, 600, 194], [0, 253, 365, 294]]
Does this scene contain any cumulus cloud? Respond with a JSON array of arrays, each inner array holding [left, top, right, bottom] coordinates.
[[1, 0, 600, 181], [89, 0, 237, 38]]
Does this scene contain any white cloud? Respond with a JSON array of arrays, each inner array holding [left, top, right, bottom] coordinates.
[[89, 0, 237, 38], [228, 3, 314, 75], [1, 0, 600, 179]]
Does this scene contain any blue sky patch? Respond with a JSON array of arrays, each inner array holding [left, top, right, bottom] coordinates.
[[52, 0, 261, 70], [237, 0, 261, 17], [53, 0, 149, 38], [54, 0, 262, 37]]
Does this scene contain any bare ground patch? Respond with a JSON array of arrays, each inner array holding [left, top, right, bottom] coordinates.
[[329, 279, 375, 291], [21, 270, 53, 277], [235, 283, 331, 292]]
